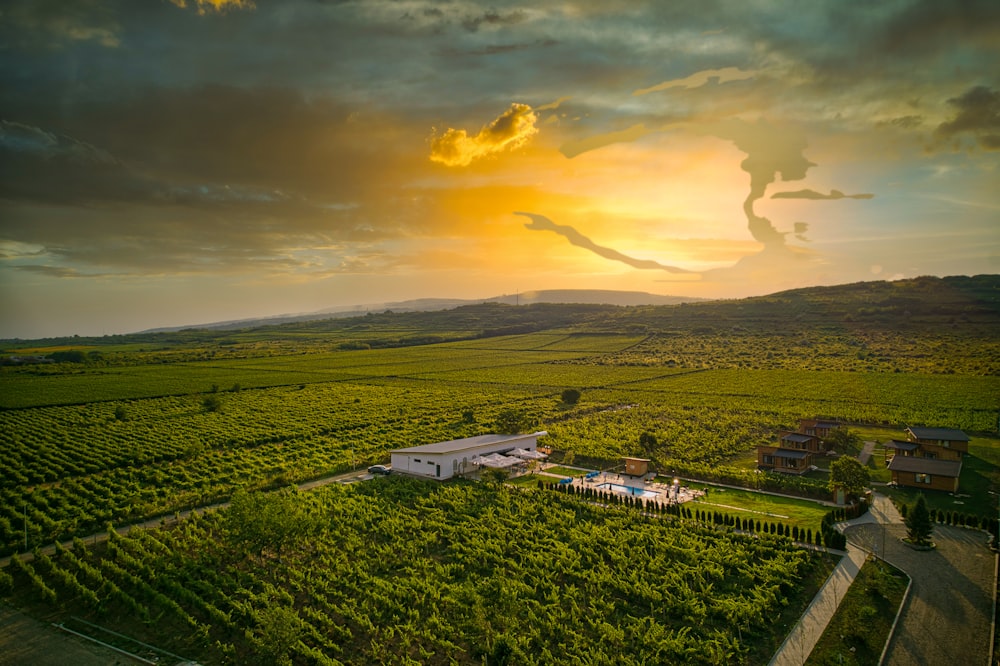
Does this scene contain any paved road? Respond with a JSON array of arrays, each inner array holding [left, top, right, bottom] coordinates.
[[0, 468, 372, 568], [843, 494, 996, 666], [769, 543, 868, 666]]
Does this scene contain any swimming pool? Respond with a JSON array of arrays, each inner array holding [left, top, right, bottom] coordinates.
[[595, 482, 659, 499]]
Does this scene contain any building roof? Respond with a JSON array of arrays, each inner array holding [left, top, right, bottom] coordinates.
[[391, 431, 547, 455], [884, 440, 919, 451], [782, 433, 815, 444], [887, 456, 962, 477], [772, 448, 810, 460], [905, 426, 969, 442]]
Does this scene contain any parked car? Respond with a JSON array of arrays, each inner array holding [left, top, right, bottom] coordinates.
[[368, 464, 391, 476]]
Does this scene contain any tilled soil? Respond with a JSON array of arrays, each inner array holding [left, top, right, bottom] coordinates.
[[844, 521, 995, 666]]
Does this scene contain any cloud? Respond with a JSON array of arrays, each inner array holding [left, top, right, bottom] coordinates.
[[515, 212, 693, 274], [935, 86, 1000, 150], [633, 67, 756, 96], [429, 103, 539, 167], [771, 189, 874, 200], [0, 0, 121, 48], [559, 124, 657, 159], [461, 9, 527, 33], [170, 0, 255, 15]]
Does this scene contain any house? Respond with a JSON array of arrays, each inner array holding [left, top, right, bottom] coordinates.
[[887, 456, 962, 493], [904, 426, 969, 462], [390, 431, 547, 481], [883, 426, 968, 491], [757, 431, 824, 474], [798, 419, 841, 439], [883, 439, 919, 463]]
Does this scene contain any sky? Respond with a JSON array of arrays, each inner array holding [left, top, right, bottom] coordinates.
[[1, 0, 998, 339]]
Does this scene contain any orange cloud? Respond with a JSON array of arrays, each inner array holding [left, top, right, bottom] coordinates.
[[429, 103, 538, 167], [170, 0, 255, 14]]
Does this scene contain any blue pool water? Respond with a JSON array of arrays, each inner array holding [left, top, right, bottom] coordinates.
[[595, 482, 659, 499]]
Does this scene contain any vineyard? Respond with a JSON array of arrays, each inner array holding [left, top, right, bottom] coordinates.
[[1, 479, 834, 665], [1, 328, 998, 556], [1, 278, 999, 662]]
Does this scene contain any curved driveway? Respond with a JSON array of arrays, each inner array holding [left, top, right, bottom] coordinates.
[[844, 495, 995, 666]]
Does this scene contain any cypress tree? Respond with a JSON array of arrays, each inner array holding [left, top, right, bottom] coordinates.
[[905, 494, 933, 546]]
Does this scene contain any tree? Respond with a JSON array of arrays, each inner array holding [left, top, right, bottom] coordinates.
[[224, 487, 321, 563], [905, 494, 933, 546], [494, 408, 534, 434], [828, 456, 870, 499], [639, 432, 658, 454], [202, 394, 223, 413], [561, 388, 581, 405], [826, 427, 862, 455]]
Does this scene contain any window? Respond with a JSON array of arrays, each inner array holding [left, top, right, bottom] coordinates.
[[414, 458, 421, 463], [915, 473, 931, 484], [763, 455, 774, 465], [427, 460, 434, 465]]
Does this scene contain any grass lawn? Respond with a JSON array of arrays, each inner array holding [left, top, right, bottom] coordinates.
[[680, 481, 832, 531], [507, 473, 545, 487], [542, 465, 591, 478], [805, 558, 908, 665]]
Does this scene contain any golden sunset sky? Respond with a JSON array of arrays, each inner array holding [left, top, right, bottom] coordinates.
[[1, 0, 998, 337]]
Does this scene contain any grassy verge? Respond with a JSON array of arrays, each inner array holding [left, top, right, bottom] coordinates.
[[804, 557, 908, 665]]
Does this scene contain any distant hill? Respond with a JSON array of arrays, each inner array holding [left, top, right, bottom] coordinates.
[[140, 289, 704, 333], [3, 275, 997, 348]]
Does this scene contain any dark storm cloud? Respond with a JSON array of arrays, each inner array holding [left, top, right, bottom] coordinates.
[[0, 0, 121, 49], [935, 86, 1000, 150], [879, 0, 1000, 55], [461, 9, 527, 33]]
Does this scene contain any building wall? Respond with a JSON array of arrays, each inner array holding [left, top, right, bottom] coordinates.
[[391, 434, 541, 481], [913, 444, 964, 462], [891, 470, 958, 493], [909, 437, 969, 454]]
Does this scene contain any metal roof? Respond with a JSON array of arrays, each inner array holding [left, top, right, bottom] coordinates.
[[772, 448, 810, 460], [782, 433, 815, 443], [884, 440, 919, 451], [887, 456, 962, 477], [391, 431, 547, 455], [905, 426, 969, 442]]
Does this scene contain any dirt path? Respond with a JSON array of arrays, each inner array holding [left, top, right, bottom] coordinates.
[[0, 604, 146, 666], [1, 468, 371, 568], [844, 507, 995, 665]]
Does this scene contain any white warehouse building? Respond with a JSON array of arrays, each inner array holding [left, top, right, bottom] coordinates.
[[390, 431, 547, 481]]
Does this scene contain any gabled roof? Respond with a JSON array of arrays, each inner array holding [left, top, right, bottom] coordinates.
[[905, 426, 969, 442], [391, 431, 547, 455], [887, 456, 962, 478], [884, 440, 919, 451], [782, 433, 815, 444]]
